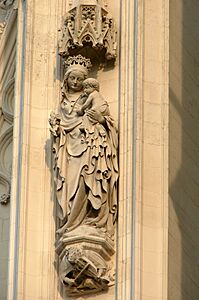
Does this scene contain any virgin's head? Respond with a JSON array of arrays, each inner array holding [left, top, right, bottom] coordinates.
[[63, 67, 88, 94]]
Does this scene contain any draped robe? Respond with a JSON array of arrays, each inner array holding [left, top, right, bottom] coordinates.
[[53, 95, 118, 235]]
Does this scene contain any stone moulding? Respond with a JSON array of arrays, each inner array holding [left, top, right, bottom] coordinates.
[[59, 0, 117, 62], [0, 119, 13, 206]]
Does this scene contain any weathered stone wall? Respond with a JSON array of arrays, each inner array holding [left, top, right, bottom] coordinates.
[[169, 0, 199, 298], [5, 0, 171, 299]]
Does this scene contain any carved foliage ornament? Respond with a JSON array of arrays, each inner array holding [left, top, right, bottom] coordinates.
[[0, 0, 14, 9], [0, 192, 10, 204], [0, 172, 10, 204], [0, 0, 15, 39], [59, 0, 117, 61], [0, 22, 5, 34]]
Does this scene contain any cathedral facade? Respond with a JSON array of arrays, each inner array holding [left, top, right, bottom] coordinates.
[[0, 0, 199, 299]]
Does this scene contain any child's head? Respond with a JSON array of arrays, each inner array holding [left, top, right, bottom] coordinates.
[[83, 78, 100, 95]]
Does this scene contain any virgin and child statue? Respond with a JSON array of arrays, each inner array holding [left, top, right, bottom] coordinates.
[[49, 55, 118, 239]]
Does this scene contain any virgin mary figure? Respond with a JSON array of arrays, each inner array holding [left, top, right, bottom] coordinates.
[[50, 55, 118, 237]]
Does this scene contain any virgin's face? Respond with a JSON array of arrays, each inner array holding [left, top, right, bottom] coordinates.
[[67, 70, 85, 92]]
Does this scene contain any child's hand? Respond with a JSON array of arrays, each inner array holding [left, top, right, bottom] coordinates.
[[86, 109, 104, 124]]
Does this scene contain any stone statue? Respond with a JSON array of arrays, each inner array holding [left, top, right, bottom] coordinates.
[[49, 54, 118, 295], [50, 54, 118, 235]]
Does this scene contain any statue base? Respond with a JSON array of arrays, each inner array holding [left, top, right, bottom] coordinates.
[[56, 226, 115, 296]]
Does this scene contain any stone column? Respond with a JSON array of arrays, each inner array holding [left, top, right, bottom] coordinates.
[[134, 0, 169, 299], [116, 0, 136, 299]]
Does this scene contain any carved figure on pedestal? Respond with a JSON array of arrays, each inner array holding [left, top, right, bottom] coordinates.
[[49, 55, 118, 295]]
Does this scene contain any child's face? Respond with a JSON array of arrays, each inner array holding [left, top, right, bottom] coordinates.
[[83, 85, 95, 95]]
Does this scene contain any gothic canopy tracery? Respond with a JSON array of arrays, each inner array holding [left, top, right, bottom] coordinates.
[[59, 0, 117, 63]]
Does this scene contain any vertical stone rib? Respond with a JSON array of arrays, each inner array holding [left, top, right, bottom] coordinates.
[[117, 0, 135, 299]]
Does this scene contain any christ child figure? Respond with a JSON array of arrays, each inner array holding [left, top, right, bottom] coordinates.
[[77, 78, 104, 116], [76, 78, 108, 136]]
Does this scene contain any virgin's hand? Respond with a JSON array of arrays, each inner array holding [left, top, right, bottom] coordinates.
[[86, 109, 105, 124]]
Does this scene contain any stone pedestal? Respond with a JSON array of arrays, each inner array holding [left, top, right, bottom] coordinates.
[[56, 226, 115, 296]]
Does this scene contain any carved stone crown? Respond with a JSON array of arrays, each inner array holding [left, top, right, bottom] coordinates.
[[64, 54, 92, 73]]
